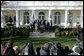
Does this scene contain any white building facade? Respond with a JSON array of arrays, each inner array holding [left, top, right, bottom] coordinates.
[[1, 1, 83, 28]]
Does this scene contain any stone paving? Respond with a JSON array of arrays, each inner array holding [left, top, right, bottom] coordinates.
[[29, 32, 55, 38]]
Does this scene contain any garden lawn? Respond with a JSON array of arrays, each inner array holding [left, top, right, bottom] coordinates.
[[1, 36, 83, 52]]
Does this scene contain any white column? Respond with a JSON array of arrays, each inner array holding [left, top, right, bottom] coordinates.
[[16, 10, 19, 27], [31, 9, 34, 23], [49, 9, 51, 23], [1, 10, 4, 28], [65, 9, 68, 28], [81, 9, 83, 28], [20, 10, 23, 25]]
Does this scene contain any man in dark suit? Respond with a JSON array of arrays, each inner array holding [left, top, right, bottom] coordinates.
[[47, 21, 49, 32], [43, 20, 46, 32], [33, 21, 35, 32], [49, 20, 52, 32]]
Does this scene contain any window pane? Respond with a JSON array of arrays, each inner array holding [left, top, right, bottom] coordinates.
[[54, 16, 57, 24], [69, 16, 72, 23], [39, 16, 41, 20], [42, 16, 44, 20], [58, 16, 60, 24], [24, 16, 26, 24], [27, 16, 29, 24]]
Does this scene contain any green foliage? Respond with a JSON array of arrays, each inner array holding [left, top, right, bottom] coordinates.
[[54, 27, 78, 37], [53, 25, 59, 32], [1, 28, 5, 37], [22, 27, 30, 36], [69, 28, 77, 37], [1, 26, 30, 37], [69, 31, 74, 36], [55, 28, 60, 36], [72, 28, 77, 31], [64, 30, 69, 36]]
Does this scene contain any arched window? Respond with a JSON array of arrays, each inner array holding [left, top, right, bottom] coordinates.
[[68, 12, 73, 24], [38, 12, 45, 20], [54, 12, 61, 24], [23, 12, 29, 24], [24, 12, 29, 15]]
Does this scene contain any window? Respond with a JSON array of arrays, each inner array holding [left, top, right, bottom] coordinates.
[[58, 16, 60, 24], [77, 16, 80, 24], [23, 12, 29, 24], [38, 12, 45, 20], [54, 16, 57, 24], [54, 12, 61, 24], [68, 12, 73, 24], [5, 16, 9, 23]]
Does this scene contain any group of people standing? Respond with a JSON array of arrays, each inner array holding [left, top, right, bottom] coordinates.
[[30, 19, 53, 32], [1, 40, 83, 55]]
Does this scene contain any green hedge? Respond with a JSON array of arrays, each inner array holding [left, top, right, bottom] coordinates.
[[55, 28, 60, 36], [53, 25, 59, 32], [54, 27, 78, 37], [1, 26, 30, 37]]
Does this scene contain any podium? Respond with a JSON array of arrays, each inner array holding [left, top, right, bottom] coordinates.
[[40, 25, 44, 33]]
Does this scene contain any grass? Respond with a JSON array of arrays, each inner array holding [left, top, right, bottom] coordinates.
[[1, 36, 83, 52]]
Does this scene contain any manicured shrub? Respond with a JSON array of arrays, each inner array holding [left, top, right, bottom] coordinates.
[[4, 28, 10, 37], [55, 28, 60, 36], [71, 28, 77, 37], [73, 28, 77, 31], [22, 27, 29, 36], [64, 30, 69, 36], [54, 27, 78, 37], [1, 26, 30, 37], [58, 28, 63, 36], [53, 25, 59, 32], [69, 31, 74, 36], [1, 28, 5, 37], [73, 31, 78, 37], [15, 28, 21, 36]]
